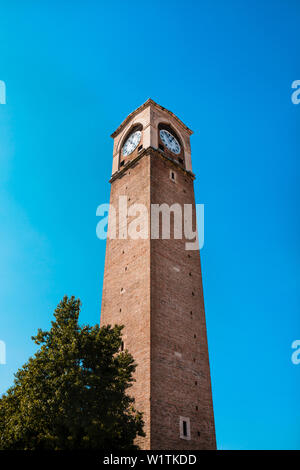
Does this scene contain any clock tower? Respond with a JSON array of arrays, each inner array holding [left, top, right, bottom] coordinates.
[[100, 99, 216, 450]]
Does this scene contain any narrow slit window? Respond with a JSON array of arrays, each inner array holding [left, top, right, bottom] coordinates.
[[180, 416, 191, 440], [170, 170, 176, 182]]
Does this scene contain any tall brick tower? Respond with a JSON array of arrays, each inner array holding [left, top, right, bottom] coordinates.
[[100, 99, 216, 450]]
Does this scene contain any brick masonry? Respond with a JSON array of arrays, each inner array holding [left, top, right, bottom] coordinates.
[[100, 101, 216, 450]]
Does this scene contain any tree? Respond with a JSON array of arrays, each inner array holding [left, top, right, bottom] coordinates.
[[0, 296, 144, 450]]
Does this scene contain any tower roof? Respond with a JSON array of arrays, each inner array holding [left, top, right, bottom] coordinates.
[[111, 98, 193, 138]]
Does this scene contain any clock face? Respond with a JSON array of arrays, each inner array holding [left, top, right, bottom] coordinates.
[[160, 129, 181, 155], [122, 130, 141, 157]]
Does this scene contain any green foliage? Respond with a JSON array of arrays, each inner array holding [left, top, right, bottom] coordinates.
[[0, 296, 144, 450]]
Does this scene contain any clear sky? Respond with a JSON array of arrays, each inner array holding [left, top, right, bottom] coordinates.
[[0, 0, 299, 450]]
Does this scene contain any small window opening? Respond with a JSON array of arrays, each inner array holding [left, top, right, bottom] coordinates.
[[159, 144, 164, 151], [121, 341, 124, 351], [180, 416, 191, 440], [138, 145, 143, 152], [183, 420, 187, 437], [120, 160, 125, 167], [178, 157, 184, 164], [170, 170, 176, 182]]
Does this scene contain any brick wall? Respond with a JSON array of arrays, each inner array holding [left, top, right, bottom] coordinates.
[[100, 155, 152, 448], [100, 148, 216, 450], [150, 152, 216, 449]]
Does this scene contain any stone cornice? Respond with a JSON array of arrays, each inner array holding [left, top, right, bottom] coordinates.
[[111, 99, 193, 139], [109, 147, 196, 184]]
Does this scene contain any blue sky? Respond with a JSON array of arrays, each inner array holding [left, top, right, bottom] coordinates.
[[0, 0, 299, 450]]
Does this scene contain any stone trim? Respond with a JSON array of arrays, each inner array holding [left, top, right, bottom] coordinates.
[[111, 99, 193, 139], [109, 147, 195, 184], [179, 416, 191, 440]]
